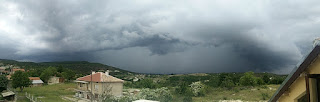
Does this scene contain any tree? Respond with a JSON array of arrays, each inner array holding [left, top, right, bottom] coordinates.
[[269, 76, 286, 84], [11, 71, 31, 92], [176, 82, 192, 96], [220, 76, 235, 89], [256, 77, 265, 85], [262, 74, 271, 84], [206, 75, 220, 87], [239, 71, 257, 86], [40, 67, 57, 83], [136, 78, 157, 89], [26, 69, 43, 77], [61, 69, 75, 81], [0, 75, 8, 92]]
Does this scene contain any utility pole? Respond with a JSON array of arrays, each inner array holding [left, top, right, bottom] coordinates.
[[91, 70, 93, 102]]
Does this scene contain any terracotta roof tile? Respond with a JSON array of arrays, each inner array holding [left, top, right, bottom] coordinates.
[[13, 69, 25, 72], [29, 77, 41, 80], [77, 72, 124, 83]]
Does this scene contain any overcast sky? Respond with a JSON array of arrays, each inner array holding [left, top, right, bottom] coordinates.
[[0, 0, 320, 74]]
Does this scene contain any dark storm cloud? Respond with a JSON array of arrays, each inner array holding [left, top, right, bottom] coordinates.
[[1, 0, 320, 74]]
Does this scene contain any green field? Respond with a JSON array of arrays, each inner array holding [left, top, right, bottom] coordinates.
[[16, 83, 76, 102], [14, 83, 279, 102]]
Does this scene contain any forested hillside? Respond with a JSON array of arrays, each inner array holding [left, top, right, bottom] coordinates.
[[0, 59, 133, 75]]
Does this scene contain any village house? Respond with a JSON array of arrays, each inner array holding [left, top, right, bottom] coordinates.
[[48, 76, 65, 85], [270, 38, 320, 102], [29, 77, 44, 87], [6, 75, 11, 80], [75, 71, 124, 100], [0, 67, 6, 73], [11, 68, 25, 74]]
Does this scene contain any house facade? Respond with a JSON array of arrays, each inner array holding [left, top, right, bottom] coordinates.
[[270, 39, 320, 102], [48, 76, 64, 85], [75, 71, 124, 100], [29, 77, 44, 87]]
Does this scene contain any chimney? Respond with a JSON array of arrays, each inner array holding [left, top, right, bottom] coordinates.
[[92, 71, 95, 74], [313, 38, 320, 47], [105, 70, 109, 76]]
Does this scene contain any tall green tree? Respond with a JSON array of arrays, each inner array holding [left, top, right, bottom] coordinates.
[[40, 67, 57, 83], [255, 77, 265, 85], [11, 71, 31, 92], [61, 69, 76, 81], [220, 76, 235, 89], [262, 74, 271, 84], [239, 71, 257, 86], [136, 78, 157, 89], [0, 75, 8, 92]]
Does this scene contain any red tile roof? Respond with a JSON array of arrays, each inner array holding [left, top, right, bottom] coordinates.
[[29, 77, 41, 80], [76, 72, 124, 83], [13, 69, 25, 72]]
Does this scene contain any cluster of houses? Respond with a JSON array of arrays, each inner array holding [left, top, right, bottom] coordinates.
[[0, 64, 155, 101], [0, 65, 65, 87]]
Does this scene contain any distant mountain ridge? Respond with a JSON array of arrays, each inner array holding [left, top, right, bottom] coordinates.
[[0, 59, 134, 76]]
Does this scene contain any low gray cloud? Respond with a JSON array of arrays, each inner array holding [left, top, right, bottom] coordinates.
[[0, 0, 320, 74]]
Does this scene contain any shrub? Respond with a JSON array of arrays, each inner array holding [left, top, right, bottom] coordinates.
[[206, 76, 220, 87], [189, 81, 206, 97], [256, 77, 265, 85], [269, 76, 286, 84], [220, 76, 235, 89], [138, 87, 172, 102], [175, 82, 192, 96], [103, 87, 172, 102], [134, 78, 157, 89], [262, 74, 271, 84], [239, 71, 257, 86]]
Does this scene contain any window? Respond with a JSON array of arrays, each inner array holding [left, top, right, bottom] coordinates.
[[80, 83, 83, 87], [95, 84, 98, 90]]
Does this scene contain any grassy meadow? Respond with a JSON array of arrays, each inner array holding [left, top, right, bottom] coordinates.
[[14, 83, 279, 102], [16, 83, 76, 102]]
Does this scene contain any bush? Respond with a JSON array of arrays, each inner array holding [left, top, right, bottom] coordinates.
[[189, 81, 206, 97], [239, 71, 257, 86], [103, 87, 172, 102], [206, 76, 220, 87], [256, 77, 265, 85], [134, 78, 157, 89], [138, 87, 172, 102], [262, 74, 271, 84], [220, 76, 235, 89], [176, 82, 193, 96], [269, 76, 286, 84]]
